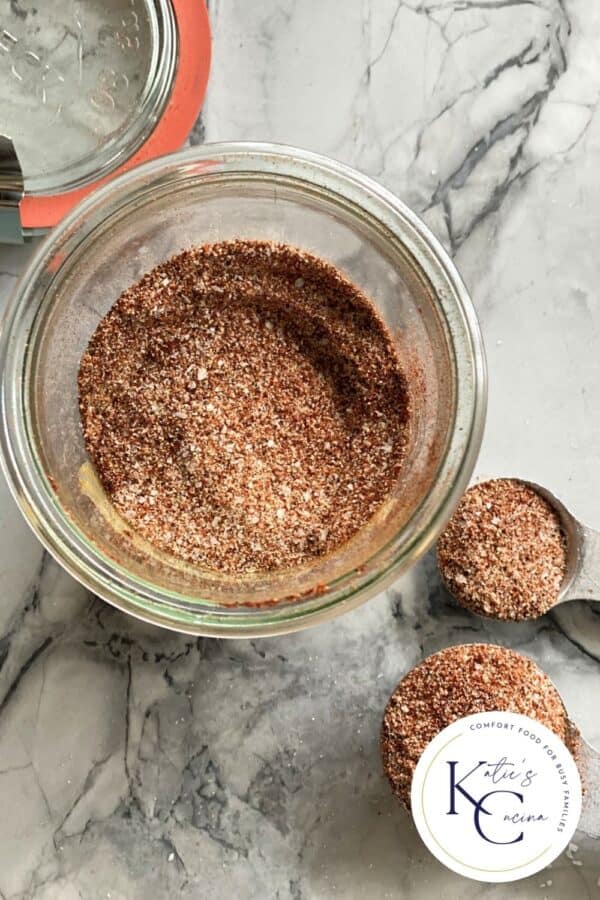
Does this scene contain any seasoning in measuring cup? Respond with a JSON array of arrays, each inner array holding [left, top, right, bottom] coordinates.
[[437, 478, 567, 620], [381, 643, 579, 809]]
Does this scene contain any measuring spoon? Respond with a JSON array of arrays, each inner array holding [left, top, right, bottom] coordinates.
[[440, 478, 600, 616]]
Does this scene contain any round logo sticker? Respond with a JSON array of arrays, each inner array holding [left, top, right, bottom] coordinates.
[[410, 711, 582, 883]]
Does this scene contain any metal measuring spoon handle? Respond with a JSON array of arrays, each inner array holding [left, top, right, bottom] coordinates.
[[575, 731, 600, 837], [556, 519, 600, 605]]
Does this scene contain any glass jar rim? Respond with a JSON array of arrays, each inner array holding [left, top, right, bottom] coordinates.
[[0, 142, 487, 636]]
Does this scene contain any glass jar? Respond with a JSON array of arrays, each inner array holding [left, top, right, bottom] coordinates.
[[0, 143, 486, 636]]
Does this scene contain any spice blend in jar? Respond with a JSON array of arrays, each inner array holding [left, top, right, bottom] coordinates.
[[381, 643, 580, 809], [78, 240, 412, 575], [437, 478, 567, 620]]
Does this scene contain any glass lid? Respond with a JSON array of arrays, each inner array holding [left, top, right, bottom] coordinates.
[[1, 0, 176, 196], [0, 0, 210, 237]]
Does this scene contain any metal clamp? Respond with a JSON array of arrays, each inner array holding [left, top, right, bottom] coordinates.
[[0, 135, 24, 244]]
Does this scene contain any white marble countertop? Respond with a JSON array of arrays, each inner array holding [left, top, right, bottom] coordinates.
[[1, 0, 600, 897]]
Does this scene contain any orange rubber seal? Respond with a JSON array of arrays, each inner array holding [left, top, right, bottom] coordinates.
[[20, 0, 211, 230]]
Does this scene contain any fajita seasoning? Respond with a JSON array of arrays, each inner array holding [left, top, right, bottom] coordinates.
[[78, 240, 411, 575]]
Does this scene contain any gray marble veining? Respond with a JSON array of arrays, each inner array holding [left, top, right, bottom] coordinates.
[[1, 0, 600, 897]]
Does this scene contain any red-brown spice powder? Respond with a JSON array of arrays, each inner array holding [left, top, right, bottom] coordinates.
[[78, 240, 411, 574], [437, 478, 568, 621], [381, 643, 580, 810]]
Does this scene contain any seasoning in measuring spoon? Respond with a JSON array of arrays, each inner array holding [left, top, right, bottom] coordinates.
[[437, 478, 567, 620], [381, 643, 579, 809], [78, 240, 411, 575]]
